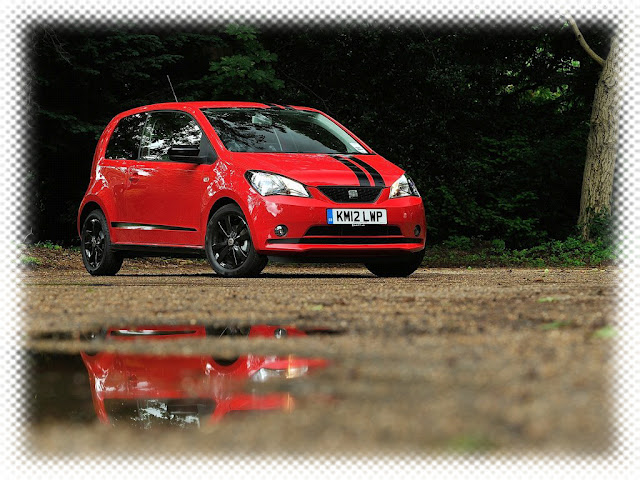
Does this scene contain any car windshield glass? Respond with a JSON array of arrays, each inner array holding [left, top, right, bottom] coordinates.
[[201, 108, 369, 154]]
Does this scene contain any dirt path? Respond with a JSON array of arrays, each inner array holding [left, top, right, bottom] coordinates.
[[23, 257, 615, 455]]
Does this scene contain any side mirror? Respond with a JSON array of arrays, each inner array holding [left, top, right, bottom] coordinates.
[[168, 145, 205, 163]]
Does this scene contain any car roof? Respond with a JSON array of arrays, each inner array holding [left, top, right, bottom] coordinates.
[[119, 101, 318, 116]]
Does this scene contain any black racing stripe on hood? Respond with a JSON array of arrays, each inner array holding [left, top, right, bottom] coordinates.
[[348, 156, 385, 187], [329, 155, 371, 186]]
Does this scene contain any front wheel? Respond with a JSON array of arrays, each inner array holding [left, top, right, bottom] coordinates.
[[364, 249, 425, 277], [205, 204, 268, 277]]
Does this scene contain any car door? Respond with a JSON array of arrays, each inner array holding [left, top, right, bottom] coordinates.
[[100, 113, 147, 244], [121, 110, 212, 247]]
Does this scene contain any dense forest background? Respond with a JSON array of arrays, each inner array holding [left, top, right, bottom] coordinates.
[[30, 23, 611, 249]]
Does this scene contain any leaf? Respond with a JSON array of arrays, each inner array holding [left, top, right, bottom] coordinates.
[[592, 326, 616, 339], [447, 434, 495, 453], [537, 296, 557, 303], [539, 321, 569, 330]]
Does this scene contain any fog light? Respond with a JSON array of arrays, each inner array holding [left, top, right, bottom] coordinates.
[[274, 225, 288, 237], [414, 225, 421, 237]]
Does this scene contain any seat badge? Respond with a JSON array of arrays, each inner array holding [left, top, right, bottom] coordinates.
[[348, 189, 358, 199], [203, 177, 209, 182]]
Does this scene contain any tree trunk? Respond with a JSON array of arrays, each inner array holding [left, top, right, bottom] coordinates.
[[577, 37, 619, 240]]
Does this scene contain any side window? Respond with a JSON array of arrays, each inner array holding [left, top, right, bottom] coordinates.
[[104, 113, 147, 160], [139, 112, 203, 162]]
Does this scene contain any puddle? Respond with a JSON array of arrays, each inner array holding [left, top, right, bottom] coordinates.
[[27, 321, 609, 453], [30, 324, 335, 429]]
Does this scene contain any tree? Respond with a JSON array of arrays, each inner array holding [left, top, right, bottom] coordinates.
[[568, 17, 619, 240]]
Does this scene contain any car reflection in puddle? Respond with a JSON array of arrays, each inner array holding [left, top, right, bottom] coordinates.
[[80, 324, 331, 429]]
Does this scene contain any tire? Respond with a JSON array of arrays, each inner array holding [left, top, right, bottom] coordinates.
[[81, 209, 123, 276], [205, 204, 268, 277], [364, 249, 425, 277]]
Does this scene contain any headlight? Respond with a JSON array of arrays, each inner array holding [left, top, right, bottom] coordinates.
[[246, 171, 310, 197], [389, 174, 420, 198]]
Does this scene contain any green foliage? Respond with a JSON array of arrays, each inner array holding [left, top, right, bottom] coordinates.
[[592, 326, 616, 339], [447, 433, 496, 453], [184, 25, 284, 99], [36, 241, 62, 251], [539, 321, 570, 330], [443, 235, 474, 250], [537, 297, 557, 303], [424, 234, 615, 268], [490, 239, 506, 252], [20, 255, 42, 266]]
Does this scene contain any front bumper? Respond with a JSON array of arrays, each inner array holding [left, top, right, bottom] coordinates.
[[245, 186, 426, 257]]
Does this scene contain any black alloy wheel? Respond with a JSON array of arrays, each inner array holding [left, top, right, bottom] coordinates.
[[81, 210, 123, 276], [212, 212, 250, 269], [205, 204, 267, 277], [83, 218, 105, 269]]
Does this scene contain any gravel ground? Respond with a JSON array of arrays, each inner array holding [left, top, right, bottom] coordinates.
[[23, 249, 616, 455]]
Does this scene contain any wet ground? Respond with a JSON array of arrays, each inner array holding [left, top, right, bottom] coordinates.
[[23, 252, 615, 455]]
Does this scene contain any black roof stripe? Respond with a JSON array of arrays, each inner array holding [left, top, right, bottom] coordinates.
[[348, 156, 385, 187], [330, 155, 371, 186], [262, 103, 297, 110]]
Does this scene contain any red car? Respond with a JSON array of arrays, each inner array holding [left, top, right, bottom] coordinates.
[[78, 102, 426, 277], [80, 325, 330, 427]]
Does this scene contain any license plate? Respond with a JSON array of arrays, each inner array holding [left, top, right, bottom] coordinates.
[[327, 209, 387, 225]]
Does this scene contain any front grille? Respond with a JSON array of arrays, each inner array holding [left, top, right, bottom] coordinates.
[[317, 186, 384, 203], [305, 225, 402, 237]]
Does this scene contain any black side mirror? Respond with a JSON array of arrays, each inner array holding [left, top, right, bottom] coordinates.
[[168, 145, 205, 163]]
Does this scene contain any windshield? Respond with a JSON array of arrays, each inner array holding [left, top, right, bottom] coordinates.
[[201, 108, 370, 154]]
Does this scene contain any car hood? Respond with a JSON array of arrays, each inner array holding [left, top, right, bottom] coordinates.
[[228, 152, 404, 187]]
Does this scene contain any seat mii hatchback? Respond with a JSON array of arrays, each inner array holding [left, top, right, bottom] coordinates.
[[78, 102, 426, 277]]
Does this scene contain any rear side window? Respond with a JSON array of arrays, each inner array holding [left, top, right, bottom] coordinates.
[[104, 113, 147, 160], [139, 111, 203, 162]]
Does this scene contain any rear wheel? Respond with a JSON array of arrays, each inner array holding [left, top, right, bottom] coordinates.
[[205, 204, 268, 277], [81, 210, 123, 276], [364, 249, 425, 277]]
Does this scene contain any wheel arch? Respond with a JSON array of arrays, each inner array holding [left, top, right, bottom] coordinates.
[[78, 201, 105, 236], [207, 197, 240, 223]]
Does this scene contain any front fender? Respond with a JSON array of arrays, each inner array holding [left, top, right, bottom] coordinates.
[[199, 161, 256, 245]]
